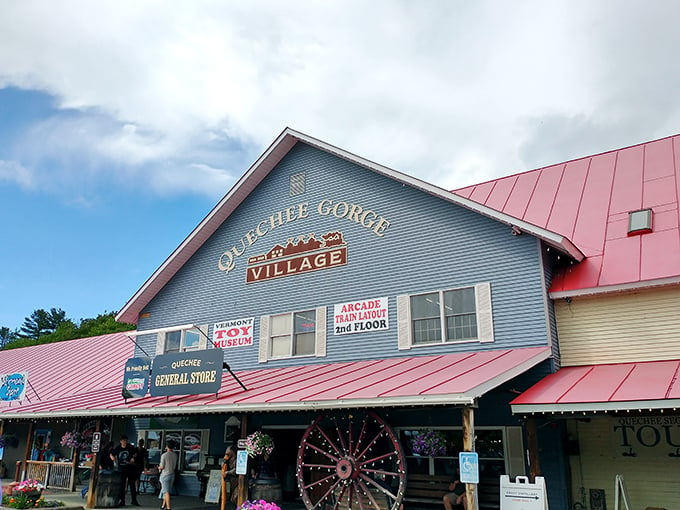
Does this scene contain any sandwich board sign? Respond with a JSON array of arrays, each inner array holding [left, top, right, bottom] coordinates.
[[500, 475, 548, 510], [204, 469, 222, 503]]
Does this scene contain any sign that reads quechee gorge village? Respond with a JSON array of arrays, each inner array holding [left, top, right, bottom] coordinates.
[[212, 317, 254, 348], [246, 231, 346, 283], [217, 199, 391, 279], [334, 297, 389, 335]]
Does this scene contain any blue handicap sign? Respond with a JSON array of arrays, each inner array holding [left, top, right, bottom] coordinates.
[[459, 452, 479, 484], [236, 449, 249, 475]]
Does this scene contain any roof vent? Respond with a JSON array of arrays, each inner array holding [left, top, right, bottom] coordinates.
[[627, 208, 653, 236], [290, 172, 306, 196]]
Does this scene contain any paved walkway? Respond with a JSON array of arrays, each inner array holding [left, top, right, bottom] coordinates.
[[41, 489, 306, 510]]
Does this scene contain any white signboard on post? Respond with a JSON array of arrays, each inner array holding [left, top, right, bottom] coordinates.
[[500, 475, 548, 510]]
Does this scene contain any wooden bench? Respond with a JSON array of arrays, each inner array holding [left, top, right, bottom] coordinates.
[[404, 474, 500, 510]]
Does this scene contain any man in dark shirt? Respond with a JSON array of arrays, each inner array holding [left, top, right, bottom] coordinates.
[[111, 435, 140, 506]]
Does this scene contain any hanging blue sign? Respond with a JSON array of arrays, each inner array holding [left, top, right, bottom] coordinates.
[[150, 348, 224, 397], [122, 357, 151, 398], [0, 372, 28, 401]]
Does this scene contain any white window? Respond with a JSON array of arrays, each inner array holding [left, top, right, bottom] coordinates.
[[259, 306, 327, 362], [139, 428, 209, 472], [155, 325, 209, 355], [397, 426, 524, 479], [397, 283, 493, 349]]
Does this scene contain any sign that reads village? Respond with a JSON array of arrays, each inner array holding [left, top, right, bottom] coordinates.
[[246, 231, 347, 283], [334, 297, 389, 335], [150, 348, 224, 397], [122, 357, 151, 399], [213, 318, 254, 348], [0, 372, 28, 402]]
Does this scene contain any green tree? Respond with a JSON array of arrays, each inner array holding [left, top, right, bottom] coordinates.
[[0, 327, 18, 347], [2, 310, 135, 350], [18, 308, 67, 339], [76, 312, 135, 337]]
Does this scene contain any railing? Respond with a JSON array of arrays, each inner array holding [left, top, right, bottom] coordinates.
[[23, 461, 74, 490]]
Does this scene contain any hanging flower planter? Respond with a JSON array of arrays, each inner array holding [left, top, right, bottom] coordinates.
[[244, 431, 275, 458], [411, 430, 448, 457], [60, 430, 92, 449]]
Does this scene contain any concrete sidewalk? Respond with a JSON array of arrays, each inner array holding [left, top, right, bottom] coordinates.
[[41, 489, 306, 510], [41, 489, 221, 510]]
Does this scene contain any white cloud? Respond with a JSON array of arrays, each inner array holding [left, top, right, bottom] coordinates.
[[0, 160, 33, 188], [0, 0, 679, 196]]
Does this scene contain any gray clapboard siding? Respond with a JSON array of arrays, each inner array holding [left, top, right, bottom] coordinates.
[[137, 143, 552, 368]]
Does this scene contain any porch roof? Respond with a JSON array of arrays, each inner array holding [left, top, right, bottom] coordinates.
[[1, 346, 550, 419], [510, 359, 680, 414]]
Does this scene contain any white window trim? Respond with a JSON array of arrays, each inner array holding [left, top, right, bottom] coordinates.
[[155, 324, 209, 355], [259, 306, 327, 362], [397, 283, 494, 350]]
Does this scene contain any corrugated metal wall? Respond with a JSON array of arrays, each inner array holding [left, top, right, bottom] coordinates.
[[136, 142, 552, 369], [555, 286, 680, 365]]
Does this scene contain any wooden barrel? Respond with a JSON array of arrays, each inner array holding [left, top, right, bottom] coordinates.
[[250, 478, 283, 504], [96, 470, 123, 508]]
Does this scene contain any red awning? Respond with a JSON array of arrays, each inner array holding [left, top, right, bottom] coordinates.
[[510, 359, 680, 414], [0, 347, 550, 418]]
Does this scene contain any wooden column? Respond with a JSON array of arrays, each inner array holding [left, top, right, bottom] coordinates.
[[69, 418, 82, 491], [462, 405, 479, 510], [22, 421, 34, 481], [85, 419, 102, 509], [236, 414, 249, 506], [525, 417, 541, 482]]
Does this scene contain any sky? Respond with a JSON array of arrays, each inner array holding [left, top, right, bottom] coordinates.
[[2, 0, 680, 332]]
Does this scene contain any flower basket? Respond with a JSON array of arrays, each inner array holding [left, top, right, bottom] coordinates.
[[411, 430, 447, 457], [237, 499, 281, 510], [60, 430, 92, 449], [244, 431, 275, 458]]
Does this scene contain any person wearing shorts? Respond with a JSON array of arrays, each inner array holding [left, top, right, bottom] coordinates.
[[443, 478, 466, 510], [158, 440, 178, 510]]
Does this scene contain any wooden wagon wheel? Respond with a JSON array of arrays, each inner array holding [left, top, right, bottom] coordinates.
[[296, 411, 406, 510]]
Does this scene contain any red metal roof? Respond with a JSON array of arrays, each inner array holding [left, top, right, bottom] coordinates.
[[510, 359, 680, 414], [0, 333, 134, 410], [0, 346, 550, 418], [454, 134, 680, 295]]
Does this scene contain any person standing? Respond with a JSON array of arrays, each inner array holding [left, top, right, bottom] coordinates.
[[158, 440, 178, 510], [133, 438, 149, 493], [222, 446, 238, 505], [111, 435, 140, 507]]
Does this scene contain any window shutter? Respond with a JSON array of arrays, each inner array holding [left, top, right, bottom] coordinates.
[[197, 324, 209, 350], [505, 426, 526, 477], [315, 306, 327, 357], [397, 294, 412, 350], [155, 333, 166, 355], [258, 316, 270, 363], [475, 282, 494, 343]]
